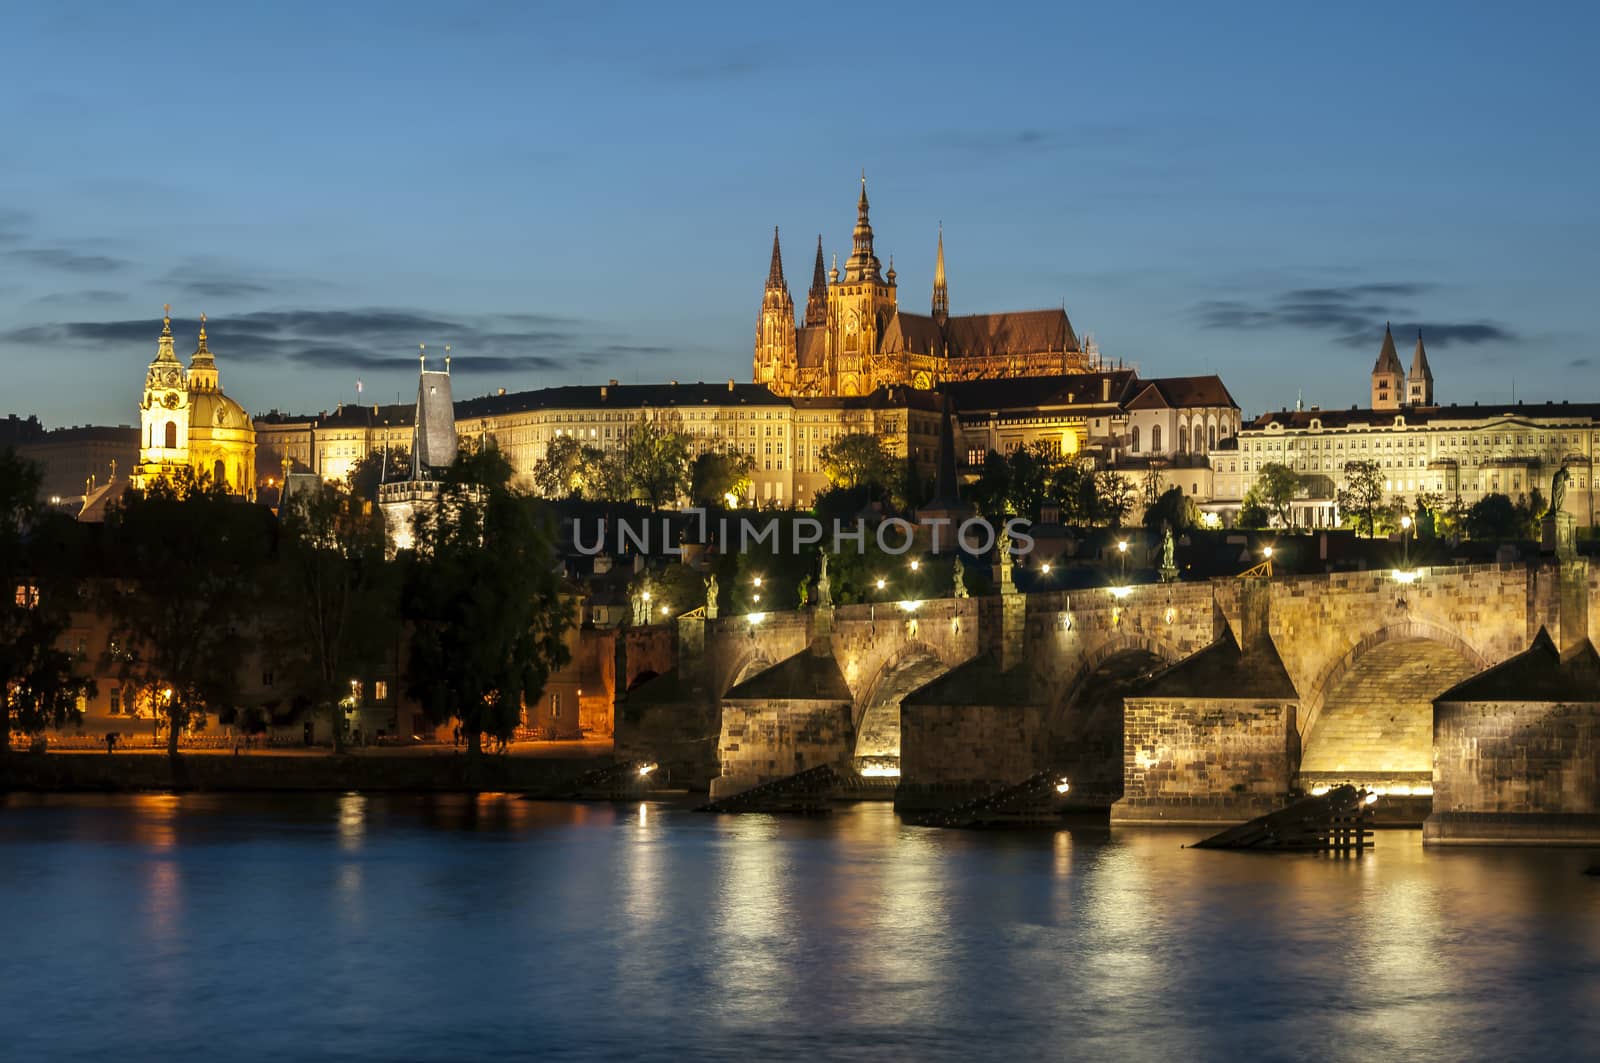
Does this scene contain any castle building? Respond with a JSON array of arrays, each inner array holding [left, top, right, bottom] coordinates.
[[133, 308, 255, 496], [753, 177, 1088, 397], [1213, 327, 1598, 528], [377, 353, 457, 554]]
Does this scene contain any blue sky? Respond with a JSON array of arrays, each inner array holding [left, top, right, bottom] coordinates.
[[2, 0, 1595, 427]]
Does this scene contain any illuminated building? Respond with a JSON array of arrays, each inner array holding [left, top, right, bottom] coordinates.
[[753, 176, 1089, 397], [131, 308, 256, 496]]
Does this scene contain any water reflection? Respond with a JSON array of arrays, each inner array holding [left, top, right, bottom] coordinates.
[[1, 797, 1597, 1062]]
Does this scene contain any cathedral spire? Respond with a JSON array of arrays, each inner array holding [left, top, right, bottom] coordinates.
[[1408, 329, 1434, 406], [932, 224, 949, 324], [766, 226, 787, 291], [153, 303, 180, 365], [188, 311, 218, 390], [844, 171, 882, 283], [804, 234, 828, 327]]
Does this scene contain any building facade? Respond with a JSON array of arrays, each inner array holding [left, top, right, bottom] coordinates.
[[1214, 328, 1598, 527], [753, 177, 1089, 397], [133, 309, 256, 496]]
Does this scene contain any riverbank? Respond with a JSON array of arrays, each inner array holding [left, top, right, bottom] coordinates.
[[0, 748, 614, 794]]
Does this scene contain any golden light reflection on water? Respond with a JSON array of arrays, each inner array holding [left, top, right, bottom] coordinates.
[[338, 792, 367, 851], [709, 815, 795, 1026]]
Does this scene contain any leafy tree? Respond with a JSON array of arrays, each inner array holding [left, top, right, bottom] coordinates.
[[1336, 460, 1385, 538], [622, 417, 693, 508], [531, 435, 608, 500], [1238, 490, 1270, 530], [690, 448, 754, 507], [1465, 493, 1521, 541], [1094, 470, 1135, 528], [819, 433, 896, 494], [0, 450, 93, 753], [1253, 462, 1299, 528], [1413, 490, 1443, 539], [347, 446, 410, 502], [1143, 486, 1199, 532], [272, 480, 399, 753], [102, 468, 272, 756], [404, 448, 572, 757]]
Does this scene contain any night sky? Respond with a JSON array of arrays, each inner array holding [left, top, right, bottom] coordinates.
[[3, 0, 1595, 427]]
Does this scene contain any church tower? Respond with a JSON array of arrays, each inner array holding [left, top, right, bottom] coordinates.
[[932, 225, 949, 325], [826, 174, 897, 395], [804, 236, 828, 328], [135, 306, 190, 487], [1407, 330, 1434, 406], [1370, 323, 1404, 410], [752, 227, 797, 394]]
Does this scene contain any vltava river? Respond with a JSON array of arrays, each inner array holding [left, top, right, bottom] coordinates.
[[1, 794, 1597, 1062]]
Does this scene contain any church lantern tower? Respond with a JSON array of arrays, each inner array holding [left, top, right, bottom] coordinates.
[[826, 174, 898, 396], [135, 306, 190, 487], [752, 227, 798, 395], [1370, 323, 1405, 411]]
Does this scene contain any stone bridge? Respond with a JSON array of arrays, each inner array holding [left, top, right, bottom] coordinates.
[[617, 559, 1595, 825]]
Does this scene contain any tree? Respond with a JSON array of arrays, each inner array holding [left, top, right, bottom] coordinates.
[[622, 417, 692, 508], [272, 480, 399, 754], [1140, 464, 1165, 514], [0, 450, 93, 753], [819, 433, 896, 494], [102, 468, 272, 756], [1253, 462, 1299, 528], [347, 446, 410, 502], [1336, 460, 1385, 538], [690, 448, 754, 507], [1465, 493, 1521, 541], [1238, 491, 1270, 530], [531, 435, 608, 500], [1143, 486, 1199, 533], [1094, 470, 1135, 528], [403, 448, 573, 757]]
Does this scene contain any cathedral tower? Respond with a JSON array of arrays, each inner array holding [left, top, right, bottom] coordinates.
[[804, 236, 828, 328], [826, 175, 897, 396], [932, 224, 949, 325], [1407, 330, 1434, 406], [752, 227, 798, 394], [1370, 323, 1404, 410], [136, 306, 190, 486]]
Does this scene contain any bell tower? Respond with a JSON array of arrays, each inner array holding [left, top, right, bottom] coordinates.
[[135, 305, 191, 488], [1370, 323, 1404, 411], [826, 173, 897, 396], [752, 227, 797, 395]]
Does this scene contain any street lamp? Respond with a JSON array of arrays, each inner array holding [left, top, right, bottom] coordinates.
[[1400, 514, 1413, 568], [1116, 539, 1128, 583]]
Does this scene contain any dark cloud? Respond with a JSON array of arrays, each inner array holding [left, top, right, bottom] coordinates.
[[1194, 282, 1517, 348], [1568, 357, 1592, 368], [184, 278, 275, 299], [158, 259, 286, 301], [3, 307, 669, 377], [33, 289, 127, 306], [11, 247, 128, 274]]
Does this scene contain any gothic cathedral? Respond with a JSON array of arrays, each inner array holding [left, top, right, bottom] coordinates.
[[754, 176, 1089, 397]]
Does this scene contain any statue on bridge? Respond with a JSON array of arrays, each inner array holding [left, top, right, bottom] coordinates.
[[704, 574, 719, 620], [796, 576, 809, 608], [816, 549, 832, 608], [1552, 462, 1570, 517], [952, 558, 968, 598], [1159, 522, 1178, 583]]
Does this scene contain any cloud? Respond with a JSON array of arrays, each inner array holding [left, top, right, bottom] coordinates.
[[33, 289, 127, 306], [1193, 282, 1517, 348], [158, 258, 290, 301], [10, 247, 128, 274], [3, 307, 668, 378], [0, 208, 31, 245], [1570, 357, 1593, 368]]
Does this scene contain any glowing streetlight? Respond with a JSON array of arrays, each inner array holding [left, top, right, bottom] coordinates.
[[1041, 562, 1052, 575], [1116, 539, 1129, 582], [875, 577, 887, 592], [752, 576, 763, 588], [1055, 778, 1071, 795], [909, 559, 920, 571], [1400, 514, 1413, 567]]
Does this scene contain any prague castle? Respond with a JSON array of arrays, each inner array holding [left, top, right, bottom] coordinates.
[[754, 177, 1087, 397], [133, 308, 256, 496]]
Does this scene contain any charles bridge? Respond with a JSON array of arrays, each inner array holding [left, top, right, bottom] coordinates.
[[614, 555, 1597, 844]]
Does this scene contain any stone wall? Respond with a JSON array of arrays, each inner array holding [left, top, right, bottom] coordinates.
[[1433, 698, 1600, 815], [710, 698, 853, 800], [1113, 696, 1300, 823], [898, 702, 1043, 806]]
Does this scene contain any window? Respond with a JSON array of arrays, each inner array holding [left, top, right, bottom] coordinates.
[[375, 680, 388, 701], [164, 421, 178, 449], [550, 693, 561, 719], [110, 689, 121, 715], [262, 670, 274, 687], [1131, 426, 1141, 453], [1152, 425, 1163, 452]]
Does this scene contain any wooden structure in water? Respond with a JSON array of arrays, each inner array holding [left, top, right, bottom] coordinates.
[[906, 770, 1077, 828], [1193, 784, 1375, 853]]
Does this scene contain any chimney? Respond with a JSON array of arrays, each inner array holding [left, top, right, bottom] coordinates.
[[600, 386, 608, 400], [1102, 376, 1111, 402], [728, 379, 735, 392]]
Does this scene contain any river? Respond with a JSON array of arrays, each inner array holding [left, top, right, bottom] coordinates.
[[1, 794, 1597, 1061]]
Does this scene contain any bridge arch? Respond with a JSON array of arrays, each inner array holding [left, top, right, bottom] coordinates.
[[852, 641, 957, 765], [1298, 620, 1488, 790], [720, 647, 776, 697], [1042, 635, 1182, 799]]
